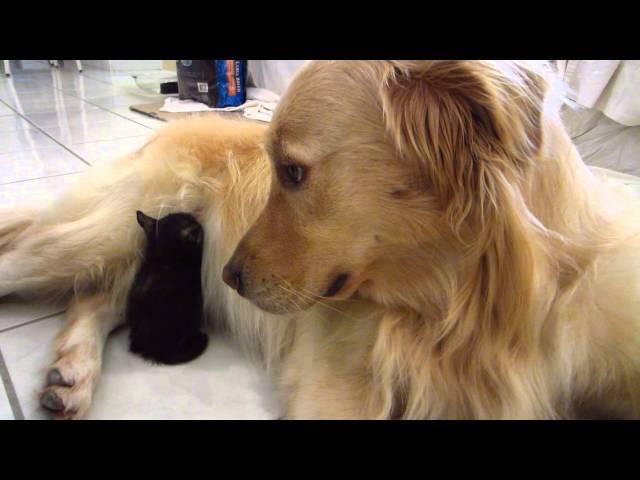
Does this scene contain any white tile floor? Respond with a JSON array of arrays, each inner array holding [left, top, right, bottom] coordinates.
[[0, 60, 279, 420], [0, 385, 13, 420]]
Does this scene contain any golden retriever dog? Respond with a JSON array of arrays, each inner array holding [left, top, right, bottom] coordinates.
[[1, 60, 639, 419]]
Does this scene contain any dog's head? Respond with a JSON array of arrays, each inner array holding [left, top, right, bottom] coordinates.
[[223, 61, 550, 315]]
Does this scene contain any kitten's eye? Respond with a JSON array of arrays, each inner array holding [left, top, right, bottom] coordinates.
[[277, 163, 307, 189]]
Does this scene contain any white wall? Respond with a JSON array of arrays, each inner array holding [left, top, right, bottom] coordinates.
[[248, 60, 308, 96], [82, 60, 163, 72]]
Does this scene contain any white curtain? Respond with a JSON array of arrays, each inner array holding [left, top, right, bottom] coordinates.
[[556, 60, 640, 127]]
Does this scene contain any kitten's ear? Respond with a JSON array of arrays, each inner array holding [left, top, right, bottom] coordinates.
[[181, 224, 204, 245], [136, 210, 156, 235]]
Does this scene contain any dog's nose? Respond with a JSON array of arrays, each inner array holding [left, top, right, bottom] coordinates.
[[222, 262, 243, 294]]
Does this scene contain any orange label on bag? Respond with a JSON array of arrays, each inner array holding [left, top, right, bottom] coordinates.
[[226, 60, 236, 97]]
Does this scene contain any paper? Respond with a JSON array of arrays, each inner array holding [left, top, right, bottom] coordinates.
[[160, 87, 280, 122]]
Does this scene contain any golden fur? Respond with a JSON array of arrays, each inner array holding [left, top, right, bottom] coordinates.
[[1, 60, 639, 419]]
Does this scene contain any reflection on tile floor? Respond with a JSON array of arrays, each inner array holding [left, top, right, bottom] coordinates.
[[0, 103, 15, 116], [0, 60, 278, 420], [0, 295, 64, 332], [67, 136, 151, 166], [0, 147, 87, 184], [0, 173, 82, 208], [0, 115, 34, 132]]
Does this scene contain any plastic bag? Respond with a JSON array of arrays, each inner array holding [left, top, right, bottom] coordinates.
[[177, 60, 247, 108]]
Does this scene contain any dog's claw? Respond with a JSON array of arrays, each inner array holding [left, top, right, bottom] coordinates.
[[46, 368, 62, 386], [40, 390, 65, 412], [46, 368, 73, 387], [47, 368, 66, 387]]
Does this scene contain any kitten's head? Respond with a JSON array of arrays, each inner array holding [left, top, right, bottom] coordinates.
[[136, 211, 204, 263]]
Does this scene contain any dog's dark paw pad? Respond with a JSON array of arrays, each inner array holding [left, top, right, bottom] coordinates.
[[40, 390, 65, 412], [46, 368, 74, 387]]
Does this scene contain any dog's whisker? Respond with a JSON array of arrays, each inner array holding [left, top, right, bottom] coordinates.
[[272, 274, 360, 322], [273, 283, 308, 313], [273, 285, 306, 313]]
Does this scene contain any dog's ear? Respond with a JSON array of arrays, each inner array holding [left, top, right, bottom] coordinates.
[[380, 60, 547, 232], [379, 62, 555, 370], [136, 210, 156, 236]]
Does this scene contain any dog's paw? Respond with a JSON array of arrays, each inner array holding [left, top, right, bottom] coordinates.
[[39, 352, 98, 420]]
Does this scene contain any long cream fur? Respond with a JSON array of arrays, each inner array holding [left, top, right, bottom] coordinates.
[[0, 60, 639, 419]]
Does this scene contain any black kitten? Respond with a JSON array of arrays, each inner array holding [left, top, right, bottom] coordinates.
[[126, 211, 208, 365]]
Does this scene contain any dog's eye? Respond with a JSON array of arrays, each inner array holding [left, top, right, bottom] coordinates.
[[287, 165, 304, 184], [277, 163, 307, 189]]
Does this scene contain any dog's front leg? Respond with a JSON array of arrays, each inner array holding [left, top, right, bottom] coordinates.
[[39, 292, 123, 420]]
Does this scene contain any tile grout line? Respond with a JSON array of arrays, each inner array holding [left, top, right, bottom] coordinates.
[[62, 133, 153, 146], [0, 310, 65, 334], [0, 171, 81, 187], [3, 67, 159, 134], [61, 90, 157, 130], [43, 67, 161, 129], [0, 346, 25, 420], [0, 99, 93, 168], [0, 78, 157, 164]]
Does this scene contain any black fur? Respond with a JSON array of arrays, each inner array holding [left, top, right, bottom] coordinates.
[[126, 211, 208, 365]]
